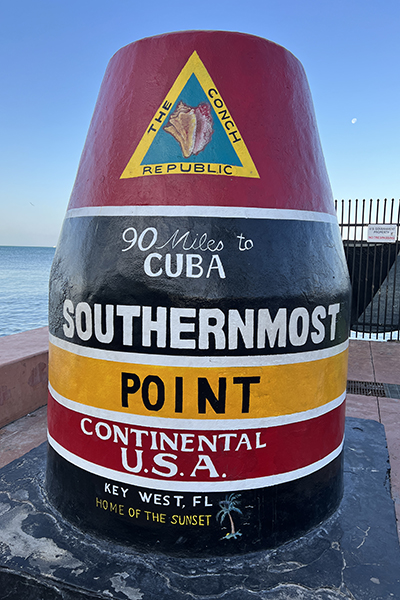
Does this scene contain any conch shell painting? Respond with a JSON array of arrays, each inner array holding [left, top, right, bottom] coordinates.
[[164, 100, 214, 158]]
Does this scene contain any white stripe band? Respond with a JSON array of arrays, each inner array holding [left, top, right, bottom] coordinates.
[[47, 432, 344, 492], [65, 205, 338, 223], [49, 334, 348, 367], [48, 382, 345, 430]]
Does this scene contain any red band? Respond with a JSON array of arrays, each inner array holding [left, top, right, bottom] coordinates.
[[67, 32, 334, 215], [48, 392, 345, 484]]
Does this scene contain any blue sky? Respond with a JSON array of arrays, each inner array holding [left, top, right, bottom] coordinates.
[[0, 0, 399, 246]]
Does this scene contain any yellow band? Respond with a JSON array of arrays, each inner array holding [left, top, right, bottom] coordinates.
[[49, 343, 348, 420]]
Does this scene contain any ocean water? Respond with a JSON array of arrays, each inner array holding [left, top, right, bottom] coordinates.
[[0, 246, 55, 337]]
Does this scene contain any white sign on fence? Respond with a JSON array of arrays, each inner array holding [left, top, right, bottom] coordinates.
[[367, 224, 397, 243]]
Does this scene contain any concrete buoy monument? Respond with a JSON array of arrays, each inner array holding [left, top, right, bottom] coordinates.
[[46, 31, 351, 556]]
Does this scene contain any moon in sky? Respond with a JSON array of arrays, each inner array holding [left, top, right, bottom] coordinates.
[[351, 118, 357, 124]]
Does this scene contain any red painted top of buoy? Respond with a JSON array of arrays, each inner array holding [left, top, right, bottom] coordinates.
[[67, 31, 334, 214]]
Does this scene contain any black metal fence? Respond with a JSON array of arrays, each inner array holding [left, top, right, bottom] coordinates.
[[335, 198, 400, 340]]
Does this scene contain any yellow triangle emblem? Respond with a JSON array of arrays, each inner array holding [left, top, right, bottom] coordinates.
[[120, 52, 259, 179]]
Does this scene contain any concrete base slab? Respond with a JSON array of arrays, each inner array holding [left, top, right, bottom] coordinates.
[[0, 417, 399, 600]]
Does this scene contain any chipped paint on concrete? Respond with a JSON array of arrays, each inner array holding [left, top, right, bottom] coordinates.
[[110, 573, 144, 599], [1, 504, 83, 576]]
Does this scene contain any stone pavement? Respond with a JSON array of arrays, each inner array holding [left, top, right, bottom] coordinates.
[[346, 339, 400, 538], [1, 339, 399, 539]]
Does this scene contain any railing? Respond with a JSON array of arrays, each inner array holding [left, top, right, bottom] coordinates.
[[335, 199, 400, 340]]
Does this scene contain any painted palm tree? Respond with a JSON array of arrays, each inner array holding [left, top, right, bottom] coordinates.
[[217, 493, 243, 540]]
